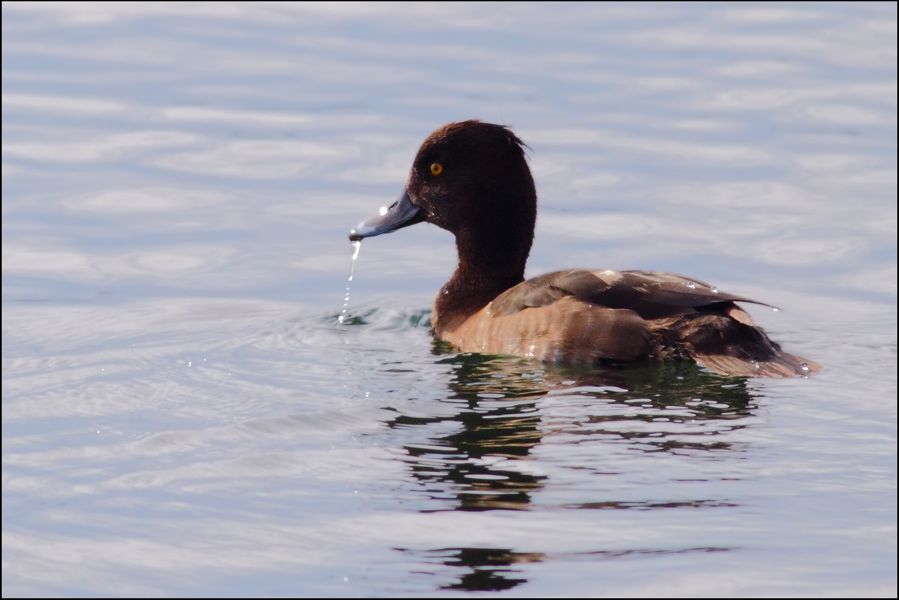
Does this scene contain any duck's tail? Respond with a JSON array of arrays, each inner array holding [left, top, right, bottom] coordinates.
[[651, 312, 821, 378], [693, 349, 821, 378]]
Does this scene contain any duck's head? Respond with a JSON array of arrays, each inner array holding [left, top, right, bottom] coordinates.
[[349, 121, 537, 268]]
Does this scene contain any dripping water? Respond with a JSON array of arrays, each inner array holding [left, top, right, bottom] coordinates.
[[338, 241, 362, 324]]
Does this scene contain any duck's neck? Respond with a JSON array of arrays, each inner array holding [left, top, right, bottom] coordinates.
[[433, 228, 531, 334]]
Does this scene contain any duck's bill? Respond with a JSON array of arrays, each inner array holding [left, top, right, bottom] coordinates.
[[348, 190, 425, 241]]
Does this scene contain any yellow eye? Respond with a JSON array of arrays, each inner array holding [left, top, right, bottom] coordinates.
[[430, 162, 444, 176]]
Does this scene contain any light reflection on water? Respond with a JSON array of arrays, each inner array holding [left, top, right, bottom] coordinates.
[[2, 1, 896, 597]]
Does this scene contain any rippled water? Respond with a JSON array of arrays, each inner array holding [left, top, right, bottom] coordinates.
[[2, 2, 896, 597]]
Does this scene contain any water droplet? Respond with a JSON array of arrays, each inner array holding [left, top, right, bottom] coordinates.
[[685, 281, 696, 289], [772, 307, 780, 312], [800, 362, 809, 372], [378, 205, 389, 216], [710, 286, 719, 293], [187, 361, 192, 368], [751, 360, 760, 370], [339, 242, 363, 324]]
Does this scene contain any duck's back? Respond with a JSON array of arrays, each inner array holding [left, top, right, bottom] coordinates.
[[437, 269, 821, 377]]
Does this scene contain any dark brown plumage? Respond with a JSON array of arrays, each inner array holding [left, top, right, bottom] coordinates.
[[349, 120, 820, 377]]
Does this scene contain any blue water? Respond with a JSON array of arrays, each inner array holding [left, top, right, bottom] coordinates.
[[2, 2, 896, 596]]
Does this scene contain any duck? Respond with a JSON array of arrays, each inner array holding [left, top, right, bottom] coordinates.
[[349, 120, 820, 377]]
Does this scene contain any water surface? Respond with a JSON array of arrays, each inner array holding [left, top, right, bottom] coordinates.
[[2, 2, 896, 597]]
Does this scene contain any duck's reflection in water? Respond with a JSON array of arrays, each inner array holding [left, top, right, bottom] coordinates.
[[386, 347, 757, 591], [398, 547, 543, 592], [391, 350, 548, 512]]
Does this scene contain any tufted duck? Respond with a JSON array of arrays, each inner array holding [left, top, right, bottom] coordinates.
[[349, 120, 819, 377]]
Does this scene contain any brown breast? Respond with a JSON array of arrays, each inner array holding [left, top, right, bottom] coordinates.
[[439, 295, 650, 364]]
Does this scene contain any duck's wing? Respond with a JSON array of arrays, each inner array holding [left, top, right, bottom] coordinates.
[[491, 269, 772, 319], [489, 269, 819, 378]]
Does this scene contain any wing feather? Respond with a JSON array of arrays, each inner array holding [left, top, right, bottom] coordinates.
[[491, 269, 773, 319]]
